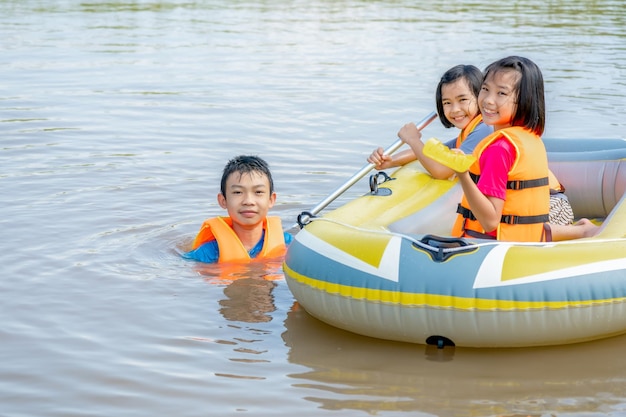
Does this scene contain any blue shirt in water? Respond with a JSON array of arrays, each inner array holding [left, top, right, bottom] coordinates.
[[444, 121, 493, 154], [183, 230, 293, 264]]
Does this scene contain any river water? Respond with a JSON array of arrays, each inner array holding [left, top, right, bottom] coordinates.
[[2, 1, 626, 416]]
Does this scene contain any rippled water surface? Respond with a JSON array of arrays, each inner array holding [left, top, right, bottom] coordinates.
[[2, 1, 626, 416]]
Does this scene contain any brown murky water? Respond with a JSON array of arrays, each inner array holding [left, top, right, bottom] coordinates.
[[2, 1, 625, 416]]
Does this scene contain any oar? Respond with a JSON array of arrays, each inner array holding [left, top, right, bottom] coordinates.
[[291, 111, 437, 229]]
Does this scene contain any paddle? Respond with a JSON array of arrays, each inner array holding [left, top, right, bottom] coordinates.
[[291, 111, 438, 230]]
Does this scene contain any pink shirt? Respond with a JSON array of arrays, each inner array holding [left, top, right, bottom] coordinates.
[[477, 137, 516, 200]]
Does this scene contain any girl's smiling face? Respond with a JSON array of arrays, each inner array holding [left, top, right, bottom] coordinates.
[[441, 78, 479, 130], [478, 69, 520, 131]]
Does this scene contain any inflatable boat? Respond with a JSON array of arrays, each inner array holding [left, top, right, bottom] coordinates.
[[284, 138, 626, 348]]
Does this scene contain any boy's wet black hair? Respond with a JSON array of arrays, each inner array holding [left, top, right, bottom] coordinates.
[[483, 56, 545, 136], [220, 155, 274, 196], [436, 64, 483, 128]]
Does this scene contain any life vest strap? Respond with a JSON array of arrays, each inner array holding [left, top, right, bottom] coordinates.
[[469, 173, 548, 190], [464, 229, 497, 240], [457, 204, 549, 225], [506, 176, 549, 190], [542, 223, 553, 242], [500, 213, 549, 225], [456, 205, 475, 220]]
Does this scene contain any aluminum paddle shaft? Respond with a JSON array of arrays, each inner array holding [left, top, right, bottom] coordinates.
[[295, 111, 437, 228]]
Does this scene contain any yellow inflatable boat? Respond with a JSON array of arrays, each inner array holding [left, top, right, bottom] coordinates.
[[284, 138, 626, 348]]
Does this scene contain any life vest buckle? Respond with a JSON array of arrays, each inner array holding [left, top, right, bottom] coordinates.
[[501, 215, 517, 225]]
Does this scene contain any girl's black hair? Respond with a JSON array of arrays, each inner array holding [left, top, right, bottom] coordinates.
[[483, 56, 545, 136], [220, 155, 274, 196], [436, 65, 483, 128]]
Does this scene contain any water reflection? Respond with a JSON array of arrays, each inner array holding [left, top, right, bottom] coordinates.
[[192, 260, 283, 323], [186, 262, 284, 384], [282, 305, 626, 416], [219, 278, 277, 323]]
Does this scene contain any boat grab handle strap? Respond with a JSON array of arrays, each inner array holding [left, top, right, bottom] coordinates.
[[416, 234, 476, 262]]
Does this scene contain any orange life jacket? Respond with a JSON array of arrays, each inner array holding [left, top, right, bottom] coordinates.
[[455, 114, 484, 148], [457, 115, 563, 192], [451, 126, 550, 242], [191, 216, 286, 263]]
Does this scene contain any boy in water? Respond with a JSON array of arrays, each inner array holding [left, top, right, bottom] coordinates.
[[184, 155, 292, 263]]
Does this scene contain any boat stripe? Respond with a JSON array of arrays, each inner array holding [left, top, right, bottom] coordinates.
[[283, 263, 626, 311], [474, 243, 626, 288], [295, 228, 401, 282]]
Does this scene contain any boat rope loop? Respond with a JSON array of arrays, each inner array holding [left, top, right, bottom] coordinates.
[[298, 214, 617, 255], [296, 211, 317, 229], [302, 216, 483, 257]]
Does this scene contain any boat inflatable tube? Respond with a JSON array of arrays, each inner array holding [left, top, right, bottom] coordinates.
[[284, 138, 626, 348]]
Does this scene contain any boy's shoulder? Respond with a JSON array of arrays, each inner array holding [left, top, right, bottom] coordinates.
[[183, 239, 219, 263]]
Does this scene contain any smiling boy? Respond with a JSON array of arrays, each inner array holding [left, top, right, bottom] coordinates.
[[184, 155, 292, 263]]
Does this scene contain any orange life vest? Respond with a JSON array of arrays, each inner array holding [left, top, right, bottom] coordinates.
[[191, 216, 286, 263], [451, 126, 550, 242], [455, 114, 484, 148], [548, 169, 564, 193], [458, 115, 562, 192]]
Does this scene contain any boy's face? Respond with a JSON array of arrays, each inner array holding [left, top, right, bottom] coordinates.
[[217, 170, 276, 230]]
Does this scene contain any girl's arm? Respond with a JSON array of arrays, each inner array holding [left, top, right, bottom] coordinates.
[[455, 138, 513, 232], [457, 172, 505, 232], [398, 123, 455, 179]]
